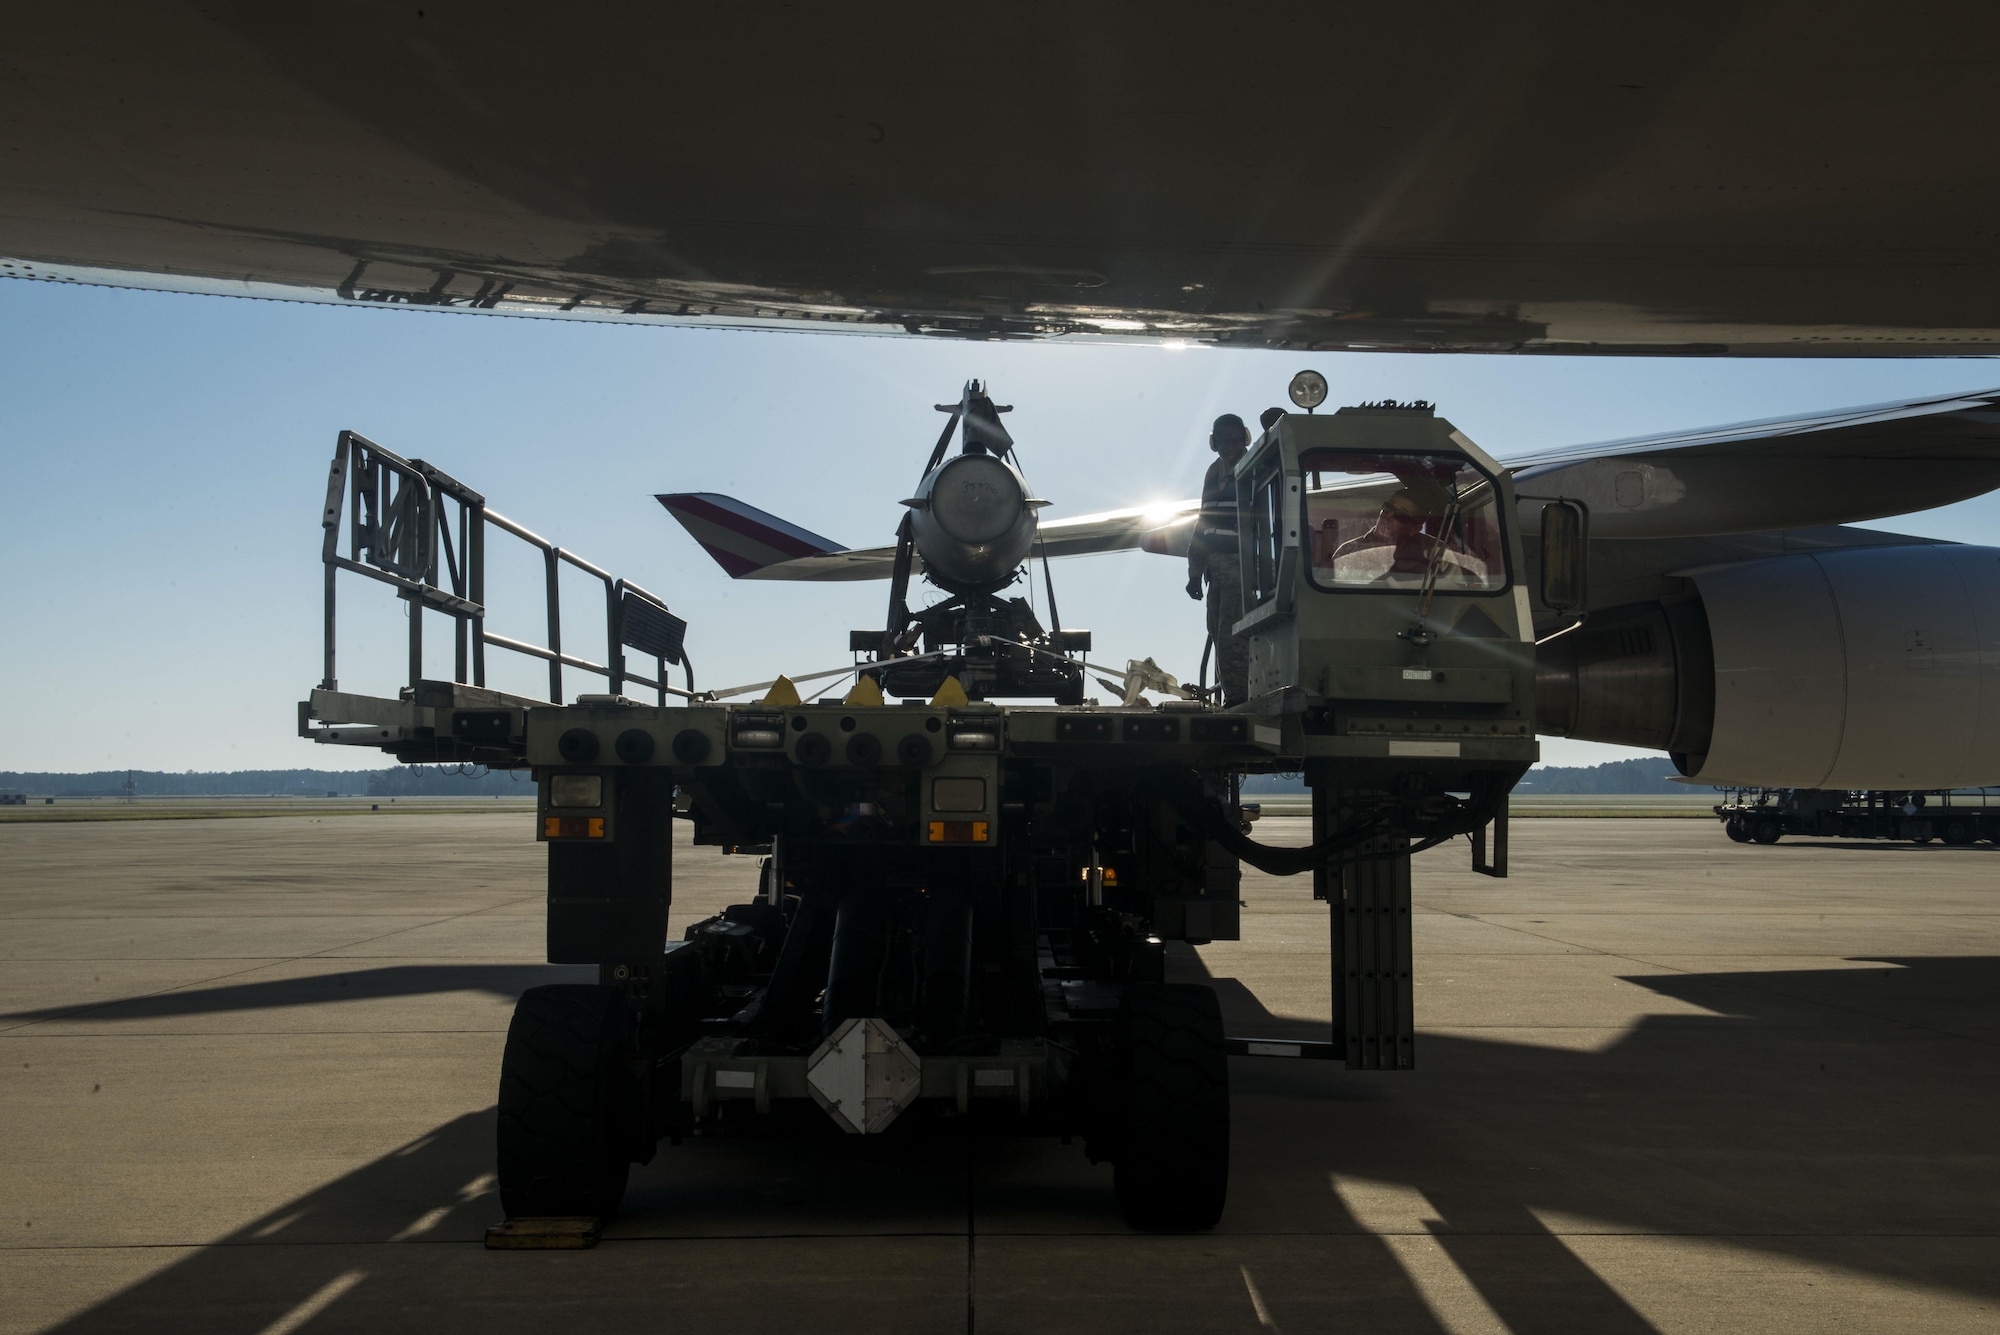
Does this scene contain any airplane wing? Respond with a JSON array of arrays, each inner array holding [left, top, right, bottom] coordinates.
[[1505, 386, 2000, 538], [14, 9, 2000, 355], [660, 493, 1200, 582], [655, 493, 855, 579], [664, 386, 2000, 581], [1041, 502, 1200, 558], [1069, 387, 2000, 560]]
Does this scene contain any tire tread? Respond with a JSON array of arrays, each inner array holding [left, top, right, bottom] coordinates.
[[1113, 983, 1229, 1231], [496, 984, 634, 1219]]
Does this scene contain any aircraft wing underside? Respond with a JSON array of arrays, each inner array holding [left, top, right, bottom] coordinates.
[[659, 495, 1199, 583], [1509, 386, 2000, 539], [14, 6, 2000, 354]]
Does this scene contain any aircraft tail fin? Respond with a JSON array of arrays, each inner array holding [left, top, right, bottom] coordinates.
[[657, 492, 845, 579]]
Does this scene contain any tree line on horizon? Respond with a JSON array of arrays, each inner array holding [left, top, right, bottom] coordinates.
[[0, 767, 532, 798], [6, 756, 1689, 799]]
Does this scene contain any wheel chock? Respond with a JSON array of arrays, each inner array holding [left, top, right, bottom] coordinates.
[[483, 1216, 602, 1250]]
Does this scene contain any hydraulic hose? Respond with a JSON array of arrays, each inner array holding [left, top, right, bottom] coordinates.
[[1152, 773, 1504, 877]]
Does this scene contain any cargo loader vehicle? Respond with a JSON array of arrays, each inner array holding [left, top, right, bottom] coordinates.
[[299, 377, 1554, 1232]]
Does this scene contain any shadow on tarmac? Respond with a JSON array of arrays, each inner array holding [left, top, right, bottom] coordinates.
[[0, 964, 593, 1027], [34, 956, 2000, 1333]]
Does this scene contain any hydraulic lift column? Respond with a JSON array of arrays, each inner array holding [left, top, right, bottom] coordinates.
[[1315, 785, 1415, 1071]]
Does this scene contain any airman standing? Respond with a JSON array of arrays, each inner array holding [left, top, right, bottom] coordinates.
[[1186, 413, 1252, 705]]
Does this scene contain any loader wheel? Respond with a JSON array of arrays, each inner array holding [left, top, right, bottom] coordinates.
[[1942, 817, 1975, 846], [1113, 983, 1229, 1232], [1750, 816, 1782, 845], [497, 985, 639, 1220], [1723, 818, 1750, 843]]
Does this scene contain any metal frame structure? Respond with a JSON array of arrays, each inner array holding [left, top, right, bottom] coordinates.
[[318, 431, 691, 706], [297, 392, 1540, 1238]]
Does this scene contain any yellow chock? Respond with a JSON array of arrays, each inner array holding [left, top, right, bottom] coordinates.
[[929, 675, 969, 708], [484, 1216, 601, 1250], [843, 675, 885, 707], [761, 675, 802, 706]]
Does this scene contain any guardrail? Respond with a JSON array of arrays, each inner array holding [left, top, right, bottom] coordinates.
[[318, 430, 692, 705]]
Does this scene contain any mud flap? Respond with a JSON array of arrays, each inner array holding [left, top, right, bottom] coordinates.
[[547, 771, 673, 964]]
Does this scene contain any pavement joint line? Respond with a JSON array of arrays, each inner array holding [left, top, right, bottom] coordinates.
[[0, 910, 538, 918], [0, 1029, 514, 1037], [0, 955, 554, 962], [0, 1232, 979, 1252], [7, 1228, 2000, 1253], [0, 914, 461, 925], [0, 893, 543, 1034], [948, 1228, 2000, 1239], [0, 905, 539, 920], [0, 956, 537, 962], [1409, 907, 2000, 916], [965, 1126, 977, 1334]]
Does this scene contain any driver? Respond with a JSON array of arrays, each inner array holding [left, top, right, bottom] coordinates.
[[1330, 476, 1482, 582]]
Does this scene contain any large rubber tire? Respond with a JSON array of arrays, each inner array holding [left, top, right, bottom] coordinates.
[[1723, 818, 1751, 843], [497, 985, 639, 1219], [1750, 816, 1782, 845], [1942, 817, 1976, 846], [1112, 983, 1229, 1232]]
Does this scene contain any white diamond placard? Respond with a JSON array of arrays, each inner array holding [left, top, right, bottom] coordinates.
[[806, 1017, 922, 1134]]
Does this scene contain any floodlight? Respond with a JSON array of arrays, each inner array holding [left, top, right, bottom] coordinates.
[[1288, 369, 1329, 411]]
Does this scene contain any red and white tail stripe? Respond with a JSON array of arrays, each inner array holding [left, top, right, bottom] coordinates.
[[656, 492, 844, 579]]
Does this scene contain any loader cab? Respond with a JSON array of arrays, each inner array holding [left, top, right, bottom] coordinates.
[[1232, 404, 1536, 728]]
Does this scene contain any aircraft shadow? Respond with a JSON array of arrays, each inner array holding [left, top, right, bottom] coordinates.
[[1195, 949, 2000, 1323], [30, 956, 1999, 1332], [1, 963, 593, 1026]]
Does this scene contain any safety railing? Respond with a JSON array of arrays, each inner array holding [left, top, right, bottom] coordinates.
[[319, 430, 692, 704]]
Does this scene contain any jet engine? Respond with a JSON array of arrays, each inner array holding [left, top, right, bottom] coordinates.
[[864, 380, 1082, 702], [1538, 544, 2000, 789], [906, 450, 1039, 587]]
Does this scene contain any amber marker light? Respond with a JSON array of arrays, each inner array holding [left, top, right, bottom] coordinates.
[[927, 820, 990, 843], [544, 816, 606, 839]]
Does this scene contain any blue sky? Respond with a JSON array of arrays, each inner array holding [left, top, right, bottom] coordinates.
[[2, 279, 1997, 772]]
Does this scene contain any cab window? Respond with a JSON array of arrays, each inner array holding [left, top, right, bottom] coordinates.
[[1238, 463, 1284, 606], [1300, 449, 1507, 594]]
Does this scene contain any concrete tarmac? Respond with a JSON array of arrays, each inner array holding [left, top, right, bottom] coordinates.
[[1, 814, 1996, 1333]]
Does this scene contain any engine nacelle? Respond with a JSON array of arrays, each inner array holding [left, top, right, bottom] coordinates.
[[1535, 599, 1714, 769], [1538, 545, 2000, 789]]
